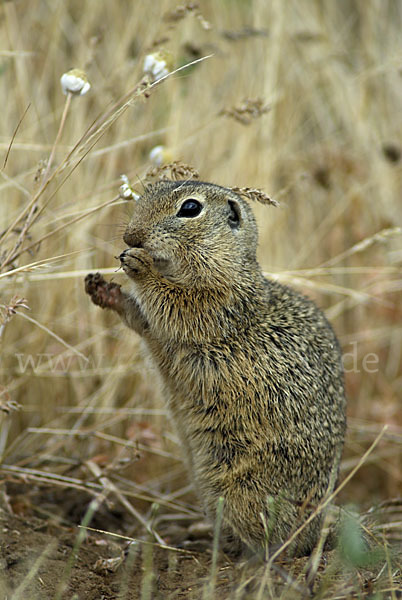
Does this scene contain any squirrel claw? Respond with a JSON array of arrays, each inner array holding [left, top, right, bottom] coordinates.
[[85, 272, 122, 310], [120, 248, 153, 278]]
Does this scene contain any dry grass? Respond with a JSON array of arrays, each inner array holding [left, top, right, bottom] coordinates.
[[0, 1, 401, 598]]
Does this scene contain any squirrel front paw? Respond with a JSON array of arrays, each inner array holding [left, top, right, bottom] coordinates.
[[85, 272, 123, 310], [119, 248, 154, 279]]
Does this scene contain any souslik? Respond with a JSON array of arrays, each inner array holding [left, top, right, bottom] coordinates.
[[85, 179, 346, 557]]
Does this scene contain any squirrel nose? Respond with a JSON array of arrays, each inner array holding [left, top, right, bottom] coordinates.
[[123, 231, 143, 248]]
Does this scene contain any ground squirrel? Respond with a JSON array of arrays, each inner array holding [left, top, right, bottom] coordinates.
[[85, 180, 346, 557]]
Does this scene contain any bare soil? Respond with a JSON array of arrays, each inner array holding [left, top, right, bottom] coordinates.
[[1, 483, 401, 599], [0, 504, 214, 600]]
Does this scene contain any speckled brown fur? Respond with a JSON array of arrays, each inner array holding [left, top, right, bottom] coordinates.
[[85, 180, 346, 557]]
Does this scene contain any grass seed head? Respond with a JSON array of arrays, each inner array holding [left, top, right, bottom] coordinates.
[[219, 97, 270, 125], [145, 160, 200, 183], [231, 186, 279, 207]]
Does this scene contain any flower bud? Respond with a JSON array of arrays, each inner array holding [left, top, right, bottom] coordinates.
[[60, 69, 91, 96], [119, 175, 139, 201], [149, 145, 172, 167], [143, 51, 172, 82]]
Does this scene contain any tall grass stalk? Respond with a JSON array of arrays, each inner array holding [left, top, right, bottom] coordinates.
[[203, 496, 225, 600]]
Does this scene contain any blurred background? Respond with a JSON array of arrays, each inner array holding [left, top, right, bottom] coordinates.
[[0, 0, 401, 532]]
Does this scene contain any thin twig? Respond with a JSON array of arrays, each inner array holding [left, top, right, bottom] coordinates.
[[15, 311, 88, 361], [79, 525, 198, 556], [85, 459, 166, 545], [0, 249, 93, 280], [41, 92, 72, 183], [2, 102, 31, 170], [19, 194, 120, 256]]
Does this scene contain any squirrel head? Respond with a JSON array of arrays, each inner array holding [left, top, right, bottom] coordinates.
[[123, 180, 259, 288]]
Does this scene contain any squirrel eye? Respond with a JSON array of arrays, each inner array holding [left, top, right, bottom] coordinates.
[[177, 199, 203, 218]]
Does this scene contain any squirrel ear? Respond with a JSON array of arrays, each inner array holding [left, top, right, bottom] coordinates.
[[228, 200, 241, 229]]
